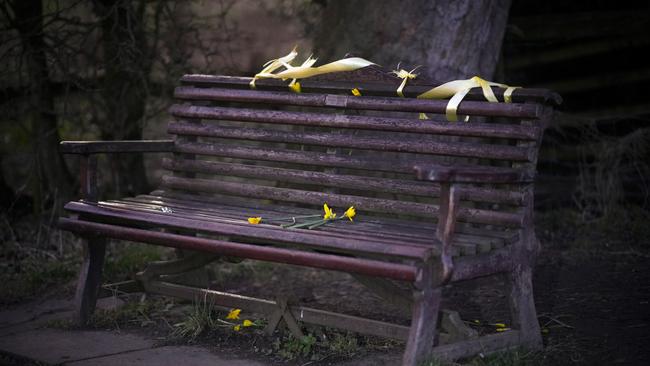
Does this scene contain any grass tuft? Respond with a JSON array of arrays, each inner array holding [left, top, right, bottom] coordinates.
[[173, 295, 221, 339]]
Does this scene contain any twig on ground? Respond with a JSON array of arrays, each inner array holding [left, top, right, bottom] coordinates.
[[539, 313, 574, 329]]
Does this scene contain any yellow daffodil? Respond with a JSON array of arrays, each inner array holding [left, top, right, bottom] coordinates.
[[233, 324, 241, 331], [248, 217, 262, 224], [351, 88, 361, 96], [323, 203, 336, 220], [226, 308, 241, 320], [344, 206, 356, 221], [289, 81, 301, 93], [243, 319, 253, 327]]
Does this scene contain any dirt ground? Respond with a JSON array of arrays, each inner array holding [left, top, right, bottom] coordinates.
[[1, 207, 649, 365]]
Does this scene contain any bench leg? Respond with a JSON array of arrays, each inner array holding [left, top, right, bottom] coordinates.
[[509, 190, 542, 351], [74, 237, 106, 326], [508, 263, 542, 350], [402, 261, 441, 366]]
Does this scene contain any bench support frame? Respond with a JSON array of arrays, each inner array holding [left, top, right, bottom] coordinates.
[[60, 98, 555, 363]]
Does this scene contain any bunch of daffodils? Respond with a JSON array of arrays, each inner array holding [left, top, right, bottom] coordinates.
[[247, 203, 355, 230]]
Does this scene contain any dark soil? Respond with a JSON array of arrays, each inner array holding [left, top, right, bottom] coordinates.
[[200, 250, 650, 365]]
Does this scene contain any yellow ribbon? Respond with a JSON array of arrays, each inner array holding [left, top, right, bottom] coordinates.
[[417, 76, 519, 122], [250, 47, 298, 89], [391, 66, 420, 97], [503, 86, 519, 103], [251, 47, 376, 92], [391, 65, 428, 119]]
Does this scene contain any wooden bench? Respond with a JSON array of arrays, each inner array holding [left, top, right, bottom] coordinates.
[[59, 67, 561, 365]]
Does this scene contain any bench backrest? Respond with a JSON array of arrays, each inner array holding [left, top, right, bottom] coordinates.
[[161, 68, 560, 229]]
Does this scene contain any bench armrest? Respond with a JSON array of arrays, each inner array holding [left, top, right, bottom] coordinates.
[[413, 163, 531, 286], [60, 140, 174, 155], [61, 140, 173, 202], [413, 163, 533, 184]]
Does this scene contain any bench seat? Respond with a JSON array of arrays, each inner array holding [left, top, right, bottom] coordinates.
[[61, 193, 517, 282]]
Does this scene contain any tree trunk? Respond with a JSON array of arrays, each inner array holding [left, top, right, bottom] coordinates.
[[11, 0, 73, 211], [92, 0, 151, 197], [312, 0, 512, 81]]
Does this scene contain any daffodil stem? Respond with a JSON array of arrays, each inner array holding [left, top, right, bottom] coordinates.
[[265, 214, 321, 223], [285, 218, 327, 229], [307, 220, 329, 229], [332, 215, 352, 222]]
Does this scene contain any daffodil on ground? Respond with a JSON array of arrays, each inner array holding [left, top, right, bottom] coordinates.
[[226, 308, 241, 320], [245, 203, 356, 230], [222, 308, 263, 332], [492, 322, 511, 332]]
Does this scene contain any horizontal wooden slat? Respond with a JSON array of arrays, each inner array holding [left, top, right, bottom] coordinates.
[[111, 197, 504, 258], [59, 217, 418, 281], [121, 193, 505, 248], [103, 198, 456, 258], [64, 201, 432, 259], [172, 141, 524, 205], [97, 199, 444, 255], [160, 175, 523, 226], [168, 122, 532, 161], [147, 190, 519, 242], [169, 104, 541, 140], [134, 193, 517, 245], [149, 281, 412, 339], [175, 140, 428, 173], [117, 195, 506, 256], [162, 157, 524, 205], [60, 140, 174, 154], [179, 74, 562, 106], [92, 195, 516, 281], [174, 86, 542, 119], [164, 157, 435, 195], [414, 163, 533, 183]]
